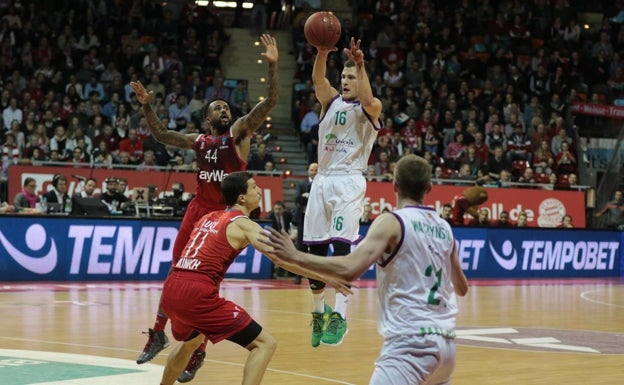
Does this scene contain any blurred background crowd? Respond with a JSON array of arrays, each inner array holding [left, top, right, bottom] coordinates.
[[0, 0, 623, 227]]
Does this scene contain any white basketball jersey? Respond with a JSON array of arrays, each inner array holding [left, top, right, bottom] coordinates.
[[376, 206, 458, 339], [317, 95, 380, 174]]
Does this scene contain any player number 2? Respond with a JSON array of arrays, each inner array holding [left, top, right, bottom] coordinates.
[[425, 264, 443, 305], [333, 216, 343, 231], [334, 111, 346, 125]]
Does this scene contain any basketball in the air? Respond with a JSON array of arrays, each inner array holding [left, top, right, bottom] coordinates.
[[304, 11, 341, 48]]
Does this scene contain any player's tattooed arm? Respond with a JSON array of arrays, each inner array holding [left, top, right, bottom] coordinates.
[[142, 103, 195, 149]]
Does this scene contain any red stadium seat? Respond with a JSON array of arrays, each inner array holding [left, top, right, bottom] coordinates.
[[535, 172, 550, 183]]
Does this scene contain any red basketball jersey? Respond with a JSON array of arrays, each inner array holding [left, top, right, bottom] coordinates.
[[174, 209, 248, 284], [194, 131, 247, 206]]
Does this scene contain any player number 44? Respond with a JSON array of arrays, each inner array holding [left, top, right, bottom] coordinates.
[[204, 149, 218, 162]]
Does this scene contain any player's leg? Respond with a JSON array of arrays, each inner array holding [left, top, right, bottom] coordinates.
[[302, 175, 334, 346], [160, 332, 204, 385], [321, 174, 364, 345], [228, 321, 276, 385], [138, 198, 204, 364], [308, 243, 332, 347], [321, 240, 351, 346]]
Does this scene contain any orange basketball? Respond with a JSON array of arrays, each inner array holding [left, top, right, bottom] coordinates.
[[304, 11, 341, 48]]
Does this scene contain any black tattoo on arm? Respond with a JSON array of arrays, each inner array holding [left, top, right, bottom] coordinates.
[[142, 103, 194, 149]]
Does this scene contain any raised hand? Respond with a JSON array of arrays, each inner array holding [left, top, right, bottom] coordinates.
[[260, 33, 278, 64], [130, 81, 153, 105], [343, 37, 364, 64]]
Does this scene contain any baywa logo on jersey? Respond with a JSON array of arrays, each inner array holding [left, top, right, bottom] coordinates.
[[486, 238, 619, 271], [0, 224, 58, 274]]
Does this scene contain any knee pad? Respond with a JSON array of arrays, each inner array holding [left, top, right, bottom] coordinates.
[[308, 278, 326, 291]]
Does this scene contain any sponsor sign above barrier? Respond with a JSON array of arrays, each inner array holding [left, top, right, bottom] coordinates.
[[571, 102, 624, 119], [7, 165, 283, 217], [365, 183, 587, 228], [0, 216, 272, 281], [581, 136, 624, 170]]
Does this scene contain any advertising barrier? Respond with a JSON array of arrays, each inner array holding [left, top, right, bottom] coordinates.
[[365, 182, 587, 227], [0, 216, 272, 282], [1, 216, 618, 282], [452, 227, 620, 278], [7, 165, 283, 217]]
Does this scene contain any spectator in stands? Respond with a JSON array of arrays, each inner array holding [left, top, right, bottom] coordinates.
[[559, 214, 574, 228], [300, 101, 320, 162], [228, 80, 249, 115], [44, 174, 70, 211], [138, 150, 158, 171], [360, 203, 374, 225], [494, 210, 513, 227], [459, 145, 482, 176], [265, 200, 295, 278], [374, 151, 393, 181], [2, 97, 22, 130], [516, 211, 528, 227], [444, 132, 466, 170], [1, 133, 20, 165], [101, 177, 129, 212], [204, 77, 231, 101], [168, 94, 191, 131], [506, 123, 533, 164], [532, 139, 554, 174], [49, 125, 71, 160], [247, 142, 274, 171], [118, 128, 144, 164], [554, 141, 577, 175], [468, 208, 491, 227], [486, 122, 506, 152], [440, 203, 453, 224], [453, 163, 476, 181], [594, 190, 624, 229], [517, 167, 536, 184], [13, 177, 41, 214], [76, 178, 99, 198]]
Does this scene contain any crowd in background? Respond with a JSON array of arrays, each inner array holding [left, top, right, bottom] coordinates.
[[1, 0, 623, 226], [0, 0, 235, 202], [291, 0, 624, 192]]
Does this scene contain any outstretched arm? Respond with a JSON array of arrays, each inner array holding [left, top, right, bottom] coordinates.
[[260, 213, 401, 282], [312, 47, 339, 107], [234, 218, 353, 295], [233, 34, 279, 142], [130, 81, 197, 149], [344, 38, 382, 122]]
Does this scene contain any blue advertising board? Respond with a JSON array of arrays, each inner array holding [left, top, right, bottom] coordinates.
[[453, 227, 621, 278], [0, 216, 620, 281], [0, 216, 272, 281]]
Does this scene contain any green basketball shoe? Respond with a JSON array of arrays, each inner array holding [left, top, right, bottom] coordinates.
[[321, 312, 348, 346], [310, 304, 332, 347]]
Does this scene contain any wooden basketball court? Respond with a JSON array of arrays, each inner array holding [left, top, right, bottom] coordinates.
[[1, 278, 622, 384]]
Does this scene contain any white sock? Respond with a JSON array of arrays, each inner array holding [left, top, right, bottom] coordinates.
[[312, 291, 325, 313], [333, 292, 349, 319]]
